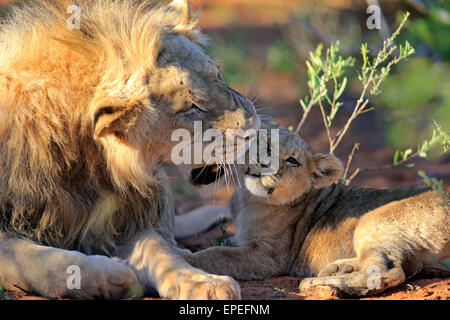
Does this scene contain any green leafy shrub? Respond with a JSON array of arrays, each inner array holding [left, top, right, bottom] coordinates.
[[295, 12, 449, 185]]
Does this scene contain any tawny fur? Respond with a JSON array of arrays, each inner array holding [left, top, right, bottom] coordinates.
[[185, 122, 450, 298], [0, 0, 259, 299]]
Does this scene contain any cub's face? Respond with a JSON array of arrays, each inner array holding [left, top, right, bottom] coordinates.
[[244, 128, 343, 205]]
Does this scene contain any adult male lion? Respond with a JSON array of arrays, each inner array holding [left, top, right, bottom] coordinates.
[[0, 0, 259, 299]]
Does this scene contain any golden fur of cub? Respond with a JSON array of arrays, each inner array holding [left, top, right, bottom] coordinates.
[[185, 120, 450, 298]]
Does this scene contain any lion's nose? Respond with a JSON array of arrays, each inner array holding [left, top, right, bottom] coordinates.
[[246, 165, 261, 177]]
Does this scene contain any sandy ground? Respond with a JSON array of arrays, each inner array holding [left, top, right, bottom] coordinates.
[[4, 278, 449, 300], [239, 277, 450, 300]]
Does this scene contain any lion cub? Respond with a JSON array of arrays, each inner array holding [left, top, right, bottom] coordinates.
[[185, 121, 450, 298]]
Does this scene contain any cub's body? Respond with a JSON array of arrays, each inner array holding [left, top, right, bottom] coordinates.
[[186, 125, 449, 297], [234, 184, 448, 277]]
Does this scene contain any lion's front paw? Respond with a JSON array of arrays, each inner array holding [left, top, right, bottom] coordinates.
[[68, 255, 144, 300], [164, 273, 241, 300]]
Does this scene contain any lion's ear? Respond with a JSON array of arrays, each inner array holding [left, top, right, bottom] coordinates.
[[93, 104, 143, 139], [311, 153, 344, 189], [166, 0, 206, 45], [168, 0, 192, 24]]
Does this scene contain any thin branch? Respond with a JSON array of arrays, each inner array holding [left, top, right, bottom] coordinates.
[[328, 78, 339, 127], [331, 14, 411, 155], [296, 100, 314, 133], [346, 168, 361, 185], [343, 142, 360, 184], [318, 97, 333, 151], [329, 61, 376, 155], [346, 152, 420, 185], [331, 97, 370, 154]]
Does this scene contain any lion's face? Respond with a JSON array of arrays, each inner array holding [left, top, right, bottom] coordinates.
[[85, 0, 260, 190], [244, 127, 343, 205], [154, 34, 260, 184]]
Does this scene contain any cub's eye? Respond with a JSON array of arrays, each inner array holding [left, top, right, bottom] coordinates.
[[286, 157, 300, 166]]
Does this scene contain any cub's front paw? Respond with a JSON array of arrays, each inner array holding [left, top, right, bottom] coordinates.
[[299, 277, 340, 300], [55, 254, 144, 300], [318, 258, 359, 277], [163, 273, 241, 300]]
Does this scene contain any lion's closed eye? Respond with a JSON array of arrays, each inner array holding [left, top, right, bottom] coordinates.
[[191, 102, 207, 112]]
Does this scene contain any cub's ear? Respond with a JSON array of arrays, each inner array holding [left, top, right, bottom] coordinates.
[[93, 104, 143, 139], [311, 153, 344, 189]]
